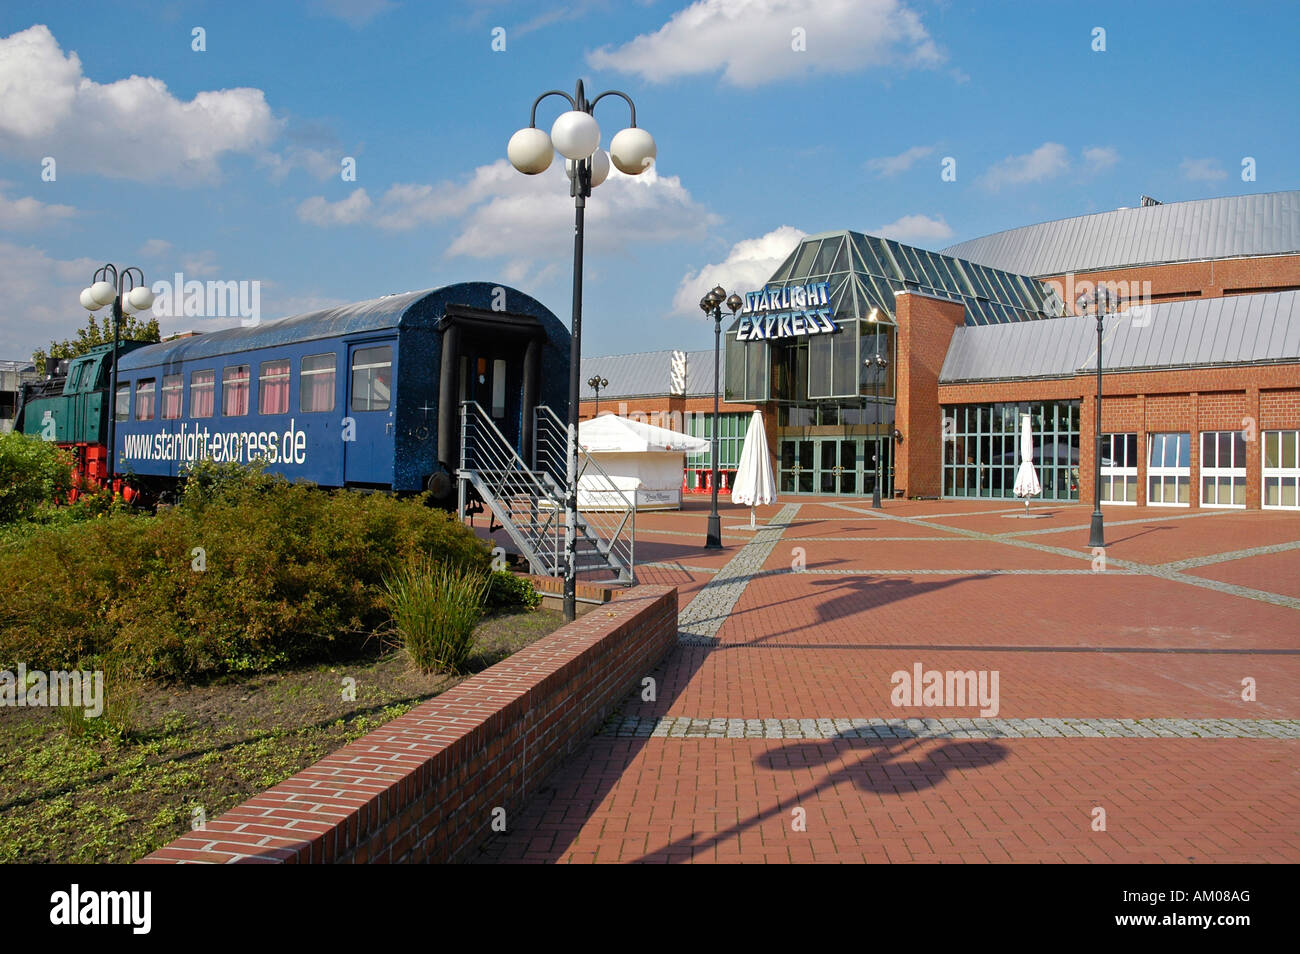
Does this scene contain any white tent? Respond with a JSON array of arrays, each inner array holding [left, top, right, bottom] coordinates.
[[577, 415, 709, 511], [731, 411, 777, 528]]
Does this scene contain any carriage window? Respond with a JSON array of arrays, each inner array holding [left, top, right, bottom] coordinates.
[[300, 353, 336, 413], [191, 369, 215, 418], [259, 359, 291, 415], [351, 345, 392, 412], [223, 365, 250, 417], [115, 383, 131, 422], [134, 379, 155, 421], [161, 374, 183, 420]]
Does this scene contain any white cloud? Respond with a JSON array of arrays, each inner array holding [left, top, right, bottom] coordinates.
[[1083, 146, 1119, 171], [138, 238, 173, 258], [263, 145, 345, 183], [0, 186, 75, 228], [587, 0, 944, 87], [300, 158, 718, 279], [672, 225, 806, 316], [1181, 158, 1227, 182], [297, 188, 374, 226], [980, 142, 1070, 190], [0, 240, 103, 358], [180, 250, 222, 279], [309, 0, 397, 26], [866, 145, 935, 177], [873, 214, 953, 243], [0, 24, 278, 184], [446, 162, 719, 271]]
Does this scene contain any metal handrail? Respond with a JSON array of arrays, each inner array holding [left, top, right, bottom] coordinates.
[[533, 405, 635, 581], [459, 401, 628, 580]]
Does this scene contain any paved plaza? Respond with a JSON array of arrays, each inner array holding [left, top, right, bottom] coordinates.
[[478, 497, 1299, 863]]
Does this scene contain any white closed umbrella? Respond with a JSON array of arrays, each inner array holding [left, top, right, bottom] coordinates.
[[730, 411, 776, 529], [1013, 412, 1041, 512]]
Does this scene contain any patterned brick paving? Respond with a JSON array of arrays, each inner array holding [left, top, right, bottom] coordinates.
[[475, 498, 1300, 864]]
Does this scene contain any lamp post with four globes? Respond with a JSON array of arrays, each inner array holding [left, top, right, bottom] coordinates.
[[507, 80, 656, 620], [78, 265, 154, 489], [699, 286, 742, 549]]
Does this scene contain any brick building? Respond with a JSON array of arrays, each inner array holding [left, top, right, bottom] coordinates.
[[581, 190, 1300, 509]]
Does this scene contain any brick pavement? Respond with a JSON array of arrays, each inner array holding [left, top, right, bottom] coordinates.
[[476, 497, 1300, 863]]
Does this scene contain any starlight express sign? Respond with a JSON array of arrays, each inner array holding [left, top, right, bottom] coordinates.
[[735, 282, 839, 341]]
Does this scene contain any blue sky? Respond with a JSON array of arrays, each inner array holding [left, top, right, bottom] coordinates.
[[1, 0, 1296, 361]]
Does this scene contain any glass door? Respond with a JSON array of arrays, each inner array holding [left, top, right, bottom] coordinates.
[[862, 438, 894, 497], [816, 439, 859, 494], [780, 439, 814, 493]]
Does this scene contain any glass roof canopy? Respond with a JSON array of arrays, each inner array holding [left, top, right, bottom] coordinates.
[[722, 231, 1060, 404], [756, 230, 1059, 327]]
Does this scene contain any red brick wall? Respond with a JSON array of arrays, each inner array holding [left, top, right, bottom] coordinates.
[[1040, 255, 1300, 311], [141, 585, 678, 864], [895, 292, 967, 497], [938, 367, 1300, 509]]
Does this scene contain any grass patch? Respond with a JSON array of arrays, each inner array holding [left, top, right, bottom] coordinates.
[[0, 605, 565, 864]]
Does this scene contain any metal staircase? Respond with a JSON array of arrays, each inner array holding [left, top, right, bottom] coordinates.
[[457, 401, 634, 583]]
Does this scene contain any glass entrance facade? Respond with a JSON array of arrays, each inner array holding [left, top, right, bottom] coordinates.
[[941, 400, 1080, 500], [779, 437, 894, 496]]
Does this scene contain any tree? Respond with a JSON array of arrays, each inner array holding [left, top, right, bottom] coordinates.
[[33, 313, 161, 376]]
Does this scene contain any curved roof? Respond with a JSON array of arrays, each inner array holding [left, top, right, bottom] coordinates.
[[939, 290, 1300, 383], [119, 283, 553, 370], [941, 191, 1300, 278]]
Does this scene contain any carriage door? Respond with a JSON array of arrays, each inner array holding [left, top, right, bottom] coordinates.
[[460, 348, 520, 450], [344, 341, 396, 485]]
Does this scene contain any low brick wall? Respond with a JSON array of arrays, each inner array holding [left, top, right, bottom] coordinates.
[[141, 584, 677, 864]]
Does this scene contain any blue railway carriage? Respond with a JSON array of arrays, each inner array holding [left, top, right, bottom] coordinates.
[[114, 282, 570, 500]]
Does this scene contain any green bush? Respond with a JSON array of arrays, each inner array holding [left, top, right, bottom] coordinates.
[[486, 570, 542, 611], [0, 479, 492, 680], [384, 559, 489, 673], [0, 431, 72, 524]]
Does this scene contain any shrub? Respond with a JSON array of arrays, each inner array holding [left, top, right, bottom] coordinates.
[[486, 570, 542, 611], [0, 482, 492, 680], [384, 559, 489, 674], [0, 432, 72, 523]]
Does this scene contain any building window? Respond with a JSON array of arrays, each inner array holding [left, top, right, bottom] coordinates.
[[134, 379, 155, 421], [1263, 429, 1299, 510], [1200, 430, 1246, 508], [1100, 433, 1138, 504], [161, 374, 183, 420], [223, 365, 250, 417], [258, 359, 291, 415], [1147, 432, 1191, 506], [300, 354, 336, 413], [941, 401, 1080, 501], [115, 383, 131, 422], [191, 369, 215, 418], [686, 412, 747, 471], [351, 345, 392, 412]]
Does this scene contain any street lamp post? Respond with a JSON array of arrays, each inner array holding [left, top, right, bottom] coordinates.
[[865, 309, 888, 509], [700, 286, 742, 549], [508, 80, 656, 621], [79, 266, 154, 490], [587, 375, 608, 415], [1077, 284, 1123, 549]]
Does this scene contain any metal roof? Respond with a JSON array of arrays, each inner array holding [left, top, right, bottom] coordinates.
[[581, 349, 717, 400], [939, 290, 1300, 383], [120, 289, 432, 369], [761, 230, 1055, 325], [940, 191, 1300, 277]]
